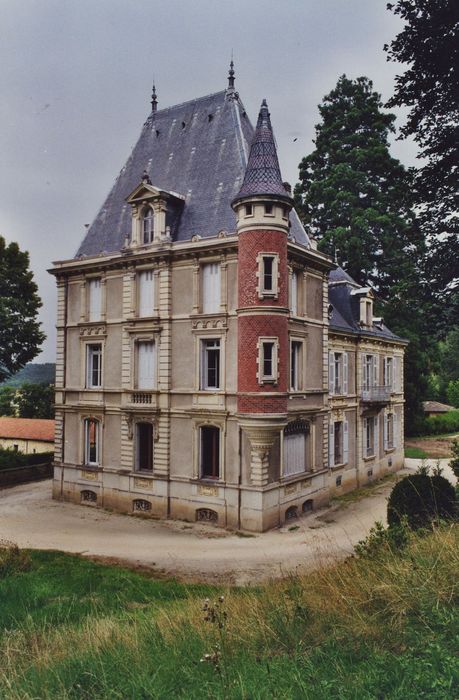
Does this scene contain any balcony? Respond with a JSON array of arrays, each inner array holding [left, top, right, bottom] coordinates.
[[122, 390, 158, 408], [361, 385, 391, 404]]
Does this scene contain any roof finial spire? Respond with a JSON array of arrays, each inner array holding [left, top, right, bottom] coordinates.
[[227, 54, 235, 93], [151, 80, 158, 114]]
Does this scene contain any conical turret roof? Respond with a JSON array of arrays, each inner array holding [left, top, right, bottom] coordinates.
[[233, 99, 291, 204]]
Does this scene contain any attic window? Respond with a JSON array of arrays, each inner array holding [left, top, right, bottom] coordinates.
[[245, 204, 253, 217], [208, 114, 213, 123], [181, 121, 186, 129], [265, 204, 273, 215], [143, 207, 154, 244], [155, 129, 160, 137]]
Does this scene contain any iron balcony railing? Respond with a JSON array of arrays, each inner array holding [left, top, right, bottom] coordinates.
[[361, 385, 391, 403]]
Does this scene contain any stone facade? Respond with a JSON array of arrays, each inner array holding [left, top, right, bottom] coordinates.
[[49, 79, 406, 532]]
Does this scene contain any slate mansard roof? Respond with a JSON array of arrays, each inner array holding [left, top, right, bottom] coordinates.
[[77, 90, 309, 257], [328, 267, 405, 342]]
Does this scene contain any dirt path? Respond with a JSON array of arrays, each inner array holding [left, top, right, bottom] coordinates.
[[0, 461, 454, 585]]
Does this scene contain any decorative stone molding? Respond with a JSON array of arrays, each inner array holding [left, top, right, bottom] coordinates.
[[79, 325, 107, 337], [191, 318, 227, 331], [124, 413, 159, 442], [239, 417, 287, 487]]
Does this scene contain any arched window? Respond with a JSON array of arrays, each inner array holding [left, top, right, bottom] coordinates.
[[135, 422, 153, 472], [142, 207, 154, 244], [83, 418, 100, 466]]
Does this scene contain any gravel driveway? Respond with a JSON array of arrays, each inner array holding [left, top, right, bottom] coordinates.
[[0, 460, 454, 585]]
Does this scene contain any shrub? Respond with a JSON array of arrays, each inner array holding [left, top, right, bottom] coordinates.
[[0, 448, 53, 471], [450, 439, 459, 481], [423, 409, 459, 435], [387, 473, 457, 530], [354, 519, 410, 557], [0, 541, 31, 578]]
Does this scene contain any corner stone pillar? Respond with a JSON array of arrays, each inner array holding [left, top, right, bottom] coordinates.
[[240, 417, 286, 487]]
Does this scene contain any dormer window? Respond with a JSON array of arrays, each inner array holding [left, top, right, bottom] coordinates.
[[142, 207, 154, 244]]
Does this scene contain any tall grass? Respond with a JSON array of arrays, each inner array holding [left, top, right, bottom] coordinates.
[[0, 528, 458, 699]]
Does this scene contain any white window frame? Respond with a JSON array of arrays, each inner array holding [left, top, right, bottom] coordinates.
[[202, 262, 221, 314], [362, 354, 378, 391], [200, 338, 221, 391], [83, 418, 100, 466], [257, 253, 279, 299], [384, 412, 395, 451], [88, 278, 102, 322], [329, 351, 348, 395], [258, 337, 279, 384], [137, 269, 155, 318], [383, 356, 393, 389], [136, 340, 156, 390], [142, 206, 154, 244], [86, 343, 102, 389]]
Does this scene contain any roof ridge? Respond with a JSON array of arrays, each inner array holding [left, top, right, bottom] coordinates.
[[148, 89, 226, 117]]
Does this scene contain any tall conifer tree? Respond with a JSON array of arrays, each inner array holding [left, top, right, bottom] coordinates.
[[0, 236, 45, 382]]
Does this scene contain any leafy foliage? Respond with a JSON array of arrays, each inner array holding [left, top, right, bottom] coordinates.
[[0, 542, 31, 579], [15, 383, 54, 419], [0, 449, 53, 470], [385, 0, 459, 333], [0, 386, 16, 417], [0, 237, 45, 382], [449, 439, 459, 481], [423, 410, 459, 436], [446, 380, 459, 408], [387, 473, 457, 528], [354, 519, 409, 557]]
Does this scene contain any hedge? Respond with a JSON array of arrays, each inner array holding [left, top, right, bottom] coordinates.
[[0, 448, 53, 471], [387, 473, 457, 529]]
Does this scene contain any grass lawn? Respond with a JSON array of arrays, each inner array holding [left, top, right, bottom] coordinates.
[[0, 526, 458, 699], [405, 446, 428, 459]]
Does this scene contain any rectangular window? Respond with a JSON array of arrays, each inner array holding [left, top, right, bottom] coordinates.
[[328, 418, 349, 467], [384, 357, 393, 388], [200, 339, 220, 390], [202, 263, 221, 314], [136, 422, 153, 471], [263, 256, 274, 292], [260, 340, 277, 381], [137, 341, 156, 390], [384, 413, 394, 450], [200, 426, 220, 479], [363, 416, 378, 458], [290, 340, 302, 390], [290, 271, 298, 316], [86, 344, 102, 388], [88, 278, 101, 321], [329, 351, 348, 395], [84, 418, 99, 466], [138, 270, 154, 317], [245, 204, 253, 217], [363, 354, 378, 390]]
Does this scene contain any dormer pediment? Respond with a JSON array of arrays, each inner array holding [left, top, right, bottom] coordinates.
[[126, 181, 186, 206]]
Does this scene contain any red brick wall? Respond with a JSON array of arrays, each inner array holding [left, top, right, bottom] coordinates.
[[237, 227, 288, 414], [238, 229, 288, 308]]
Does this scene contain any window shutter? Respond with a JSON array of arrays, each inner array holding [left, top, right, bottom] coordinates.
[[139, 271, 154, 317], [394, 357, 401, 392], [202, 263, 220, 313], [343, 418, 349, 464], [343, 352, 348, 394], [373, 355, 379, 386], [361, 353, 366, 389], [362, 417, 367, 457], [383, 413, 388, 450], [329, 421, 335, 467], [329, 352, 335, 394], [393, 412, 398, 448], [374, 415, 379, 458], [138, 342, 155, 389], [89, 279, 101, 321], [290, 272, 298, 316]]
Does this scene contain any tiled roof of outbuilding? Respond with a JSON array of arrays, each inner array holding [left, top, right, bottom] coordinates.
[[0, 418, 55, 442], [76, 90, 309, 256]]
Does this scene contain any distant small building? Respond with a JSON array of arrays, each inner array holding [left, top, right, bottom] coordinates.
[[423, 401, 455, 418], [0, 418, 55, 454]]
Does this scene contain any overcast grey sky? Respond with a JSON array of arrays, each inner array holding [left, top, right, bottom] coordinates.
[[0, 0, 416, 362]]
